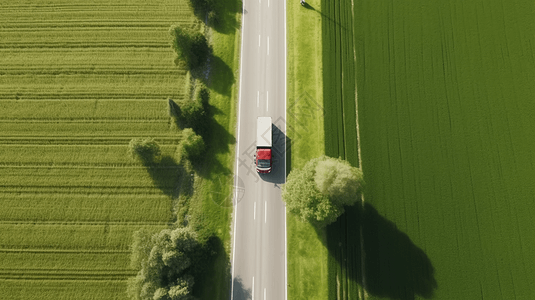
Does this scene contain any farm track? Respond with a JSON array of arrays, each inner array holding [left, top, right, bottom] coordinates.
[[0, 0, 194, 297], [321, 0, 363, 299]]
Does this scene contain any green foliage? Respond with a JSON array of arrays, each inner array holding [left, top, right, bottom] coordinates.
[[131, 228, 157, 270], [188, 0, 215, 16], [172, 82, 209, 133], [282, 156, 363, 228], [282, 157, 339, 228], [128, 137, 162, 165], [207, 10, 220, 28], [179, 97, 205, 129], [193, 82, 210, 106], [177, 128, 206, 164], [314, 157, 363, 207], [129, 227, 201, 300], [169, 24, 211, 70]]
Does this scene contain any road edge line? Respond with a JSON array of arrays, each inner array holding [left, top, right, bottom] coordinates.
[[230, 1, 246, 299], [284, 0, 288, 298]]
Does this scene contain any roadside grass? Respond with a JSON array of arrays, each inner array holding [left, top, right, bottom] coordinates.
[[185, 0, 242, 299], [286, 0, 328, 299]]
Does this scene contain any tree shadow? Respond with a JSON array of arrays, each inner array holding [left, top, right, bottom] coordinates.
[[193, 100, 234, 179], [192, 235, 232, 298], [142, 155, 181, 198], [209, 0, 242, 34], [324, 202, 437, 300], [232, 276, 252, 300], [205, 54, 235, 97]]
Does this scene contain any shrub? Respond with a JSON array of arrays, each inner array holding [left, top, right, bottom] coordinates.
[[282, 156, 364, 228], [177, 128, 205, 163], [179, 97, 205, 129], [171, 82, 209, 132], [128, 137, 161, 165], [169, 24, 211, 70]]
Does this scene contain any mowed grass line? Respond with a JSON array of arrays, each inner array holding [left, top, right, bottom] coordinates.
[[356, 0, 535, 299], [286, 0, 328, 299]]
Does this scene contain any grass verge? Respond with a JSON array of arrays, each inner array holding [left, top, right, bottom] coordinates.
[[286, 0, 328, 299], [184, 0, 242, 299]]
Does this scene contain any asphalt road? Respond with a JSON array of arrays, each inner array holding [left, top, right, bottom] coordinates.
[[231, 0, 287, 299]]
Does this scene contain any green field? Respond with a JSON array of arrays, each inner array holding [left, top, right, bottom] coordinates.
[[0, 0, 193, 298], [302, 0, 535, 299], [355, 0, 535, 299]]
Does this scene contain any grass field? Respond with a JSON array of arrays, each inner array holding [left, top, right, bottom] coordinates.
[[355, 0, 535, 299], [0, 0, 193, 298]]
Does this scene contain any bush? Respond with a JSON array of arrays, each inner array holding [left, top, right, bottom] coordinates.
[[193, 82, 209, 106], [128, 138, 161, 165], [177, 128, 206, 163], [282, 156, 364, 228], [169, 24, 211, 70], [179, 97, 205, 129], [171, 82, 209, 132]]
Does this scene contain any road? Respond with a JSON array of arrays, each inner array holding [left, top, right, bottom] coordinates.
[[231, 0, 287, 299]]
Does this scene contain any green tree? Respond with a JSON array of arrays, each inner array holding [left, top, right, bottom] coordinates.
[[169, 25, 211, 70], [282, 156, 364, 228], [128, 137, 161, 165], [314, 156, 363, 206], [188, 0, 215, 16], [128, 227, 200, 300]]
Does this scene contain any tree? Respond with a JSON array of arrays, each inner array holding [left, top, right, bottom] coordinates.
[[314, 157, 363, 207], [188, 0, 215, 16], [128, 227, 201, 300], [169, 24, 211, 70], [128, 137, 161, 165], [282, 156, 364, 228]]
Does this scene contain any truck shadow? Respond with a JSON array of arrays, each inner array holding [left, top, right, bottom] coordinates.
[[258, 124, 287, 185]]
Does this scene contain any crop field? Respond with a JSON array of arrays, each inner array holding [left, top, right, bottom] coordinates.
[[354, 0, 535, 299], [319, 0, 363, 299], [0, 0, 194, 299]]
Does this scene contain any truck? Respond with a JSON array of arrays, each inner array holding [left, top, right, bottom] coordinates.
[[255, 117, 272, 173]]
